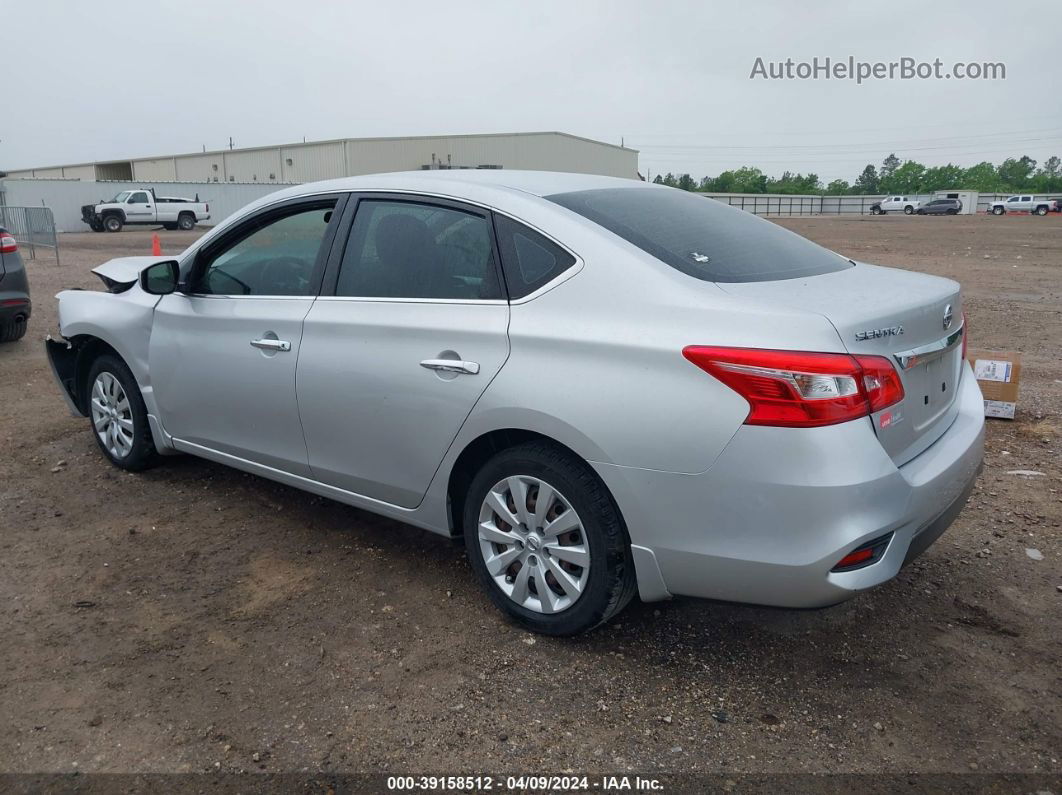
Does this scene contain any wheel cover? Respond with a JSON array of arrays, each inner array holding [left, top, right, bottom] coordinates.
[[90, 372, 134, 458], [477, 475, 590, 614]]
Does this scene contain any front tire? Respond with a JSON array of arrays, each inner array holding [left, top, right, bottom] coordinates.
[[86, 355, 158, 471], [993, 206, 1005, 215], [103, 215, 123, 232], [463, 441, 636, 635]]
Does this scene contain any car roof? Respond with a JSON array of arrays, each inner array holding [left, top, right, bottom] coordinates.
[[261, 170, 647, 203]]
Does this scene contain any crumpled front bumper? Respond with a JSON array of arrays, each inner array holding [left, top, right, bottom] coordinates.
[[45, 335, 85, 417]]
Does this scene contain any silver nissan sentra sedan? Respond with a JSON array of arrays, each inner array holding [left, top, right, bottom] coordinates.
[[46, 171, 984, 635]]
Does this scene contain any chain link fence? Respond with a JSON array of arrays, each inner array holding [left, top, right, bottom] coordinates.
[[0, 206, 60, 264]]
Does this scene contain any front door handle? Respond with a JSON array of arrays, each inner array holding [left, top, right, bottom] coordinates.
[[420, 358, 480, 375], [250, 338, 291, 352]]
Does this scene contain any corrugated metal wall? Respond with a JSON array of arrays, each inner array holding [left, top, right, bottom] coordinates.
[[0, 179, 285, 232], [279, 142, 346, 183], [133, 159, 178, 181], [6, 133, 639, 185]]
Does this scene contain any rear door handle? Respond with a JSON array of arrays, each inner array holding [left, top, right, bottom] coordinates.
[[250, 338, 291, 352], [420, 359, 480, 375]]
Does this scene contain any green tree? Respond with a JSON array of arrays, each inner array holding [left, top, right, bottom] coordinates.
[[880, 153, 901, 182], [853, 164, 879, 194], [677, 173, 696, 191], [997, 156, 1037, 190], [652, 174, 664, 184], [1032, 156, 1061, 192], [726, 167, 768, 193], [921, 163, 965, 191], [962, 162, 1000, 192], [825, 179, 851, 195], [881, 160, 926, 194]]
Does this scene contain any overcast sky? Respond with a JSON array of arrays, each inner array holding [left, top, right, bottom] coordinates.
[[3, 1, 1059, 182]]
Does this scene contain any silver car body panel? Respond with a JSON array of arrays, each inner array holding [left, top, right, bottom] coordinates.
[[50, 170, 985, 608]]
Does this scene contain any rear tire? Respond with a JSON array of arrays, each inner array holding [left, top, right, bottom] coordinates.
[[177, 214, 196, 231], [0, 315, 27, 342], [1035, 205, 1048, 216], [85, 355, 158, 471], [463, 441, 636, 636], [904, 205, 914, 215]]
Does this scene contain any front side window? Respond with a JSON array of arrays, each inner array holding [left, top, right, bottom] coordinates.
[[194, 203, 336, 296], [335, 200, 501, 300], [547, 187, 851, 283], [111, 191, 131, 203], [129, 192, 150, 204]]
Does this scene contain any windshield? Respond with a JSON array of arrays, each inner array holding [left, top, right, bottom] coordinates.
[[547, 187, 852, 283], [110, 191, 132, 203]]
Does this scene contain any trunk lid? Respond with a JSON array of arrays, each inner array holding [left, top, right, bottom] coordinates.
[[718, 262, 964, 465]]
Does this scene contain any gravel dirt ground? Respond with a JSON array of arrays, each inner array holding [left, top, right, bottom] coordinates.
[[1, 216, 1059, 780]]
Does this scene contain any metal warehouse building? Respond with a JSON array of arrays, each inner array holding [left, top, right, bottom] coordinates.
[[4, 131, 639, 183]]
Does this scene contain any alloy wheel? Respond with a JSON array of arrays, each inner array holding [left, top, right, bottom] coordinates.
[[477, 475, 590, 614], [90, 371, 134, 458]]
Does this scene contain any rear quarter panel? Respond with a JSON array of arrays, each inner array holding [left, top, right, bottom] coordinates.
[[452, 210, 851, 476]]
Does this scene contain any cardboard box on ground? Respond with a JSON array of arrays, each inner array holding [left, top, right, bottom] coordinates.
[[966, 349, 1022, 419]]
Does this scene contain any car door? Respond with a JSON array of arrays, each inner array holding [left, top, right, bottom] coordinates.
[[297, 194, 510, 508], [150, 195, 345, 475], [126, 191, 156, 223]]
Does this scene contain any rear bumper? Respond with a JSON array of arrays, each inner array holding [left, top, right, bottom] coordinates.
[[0, 294, 31, 323], [595, 361, 985, 606]]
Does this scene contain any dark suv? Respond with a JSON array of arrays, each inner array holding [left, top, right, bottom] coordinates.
[[916, 198, 962, 215], [0, 227, 31, 342]]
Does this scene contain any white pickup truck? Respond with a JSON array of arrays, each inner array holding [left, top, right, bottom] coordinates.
[[989, 195, 1058, 216], [869, 195, 921, 215], [81, 189, 211, 232]]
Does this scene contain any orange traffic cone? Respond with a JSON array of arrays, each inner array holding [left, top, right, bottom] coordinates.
[[152, 233, 162, 257]]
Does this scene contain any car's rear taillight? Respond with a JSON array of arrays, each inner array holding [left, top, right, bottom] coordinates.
[[682, 346, 904, 428], [0, 232, 17, 254]]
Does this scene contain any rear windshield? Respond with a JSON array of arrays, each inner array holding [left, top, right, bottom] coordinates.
[[546, 187, 852, 283]]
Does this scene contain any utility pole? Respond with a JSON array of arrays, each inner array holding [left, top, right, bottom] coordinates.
[[229, 137, 234, 151]]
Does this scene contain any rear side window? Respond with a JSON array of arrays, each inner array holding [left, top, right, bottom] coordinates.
[[547, 187, 851, 283], [493, 215, 576, 299], [335, 200, 502, 300]]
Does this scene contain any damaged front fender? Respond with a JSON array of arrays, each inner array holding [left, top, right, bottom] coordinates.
[[45, 334, 84, 417]]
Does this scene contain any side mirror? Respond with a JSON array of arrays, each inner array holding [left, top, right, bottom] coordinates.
[[141, 260, 180, 295]]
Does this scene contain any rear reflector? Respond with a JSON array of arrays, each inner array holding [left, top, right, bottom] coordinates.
[[0, 233, 17, 254], [832, 533, 893, 572], [0, 298, 29, 307], [682, 346, 904, 428]]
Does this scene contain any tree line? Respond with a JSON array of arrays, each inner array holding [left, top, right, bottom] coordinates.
[[651, 153, 1062, 196]]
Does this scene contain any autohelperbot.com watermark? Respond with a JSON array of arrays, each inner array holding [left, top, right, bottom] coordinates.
[[750, 56, 1006, 83]]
